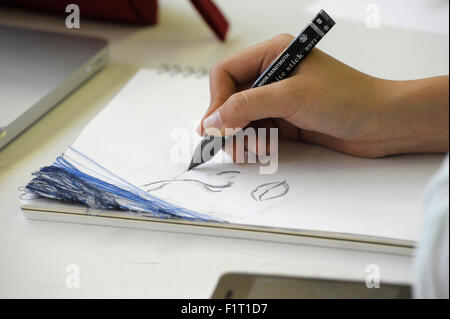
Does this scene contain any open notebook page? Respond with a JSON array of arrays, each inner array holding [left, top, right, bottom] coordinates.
[[65, 69, 442, 242]]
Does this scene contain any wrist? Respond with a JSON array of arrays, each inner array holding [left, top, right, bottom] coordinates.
[[377, 77, 449, 156]]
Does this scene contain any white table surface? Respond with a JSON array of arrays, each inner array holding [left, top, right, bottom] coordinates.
[[0, 0, 448, 298]]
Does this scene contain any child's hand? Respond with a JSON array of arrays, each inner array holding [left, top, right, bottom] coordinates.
[[196, 34, 449, 158]]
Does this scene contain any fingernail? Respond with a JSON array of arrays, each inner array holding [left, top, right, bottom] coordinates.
[[203, 111, 223, 136]]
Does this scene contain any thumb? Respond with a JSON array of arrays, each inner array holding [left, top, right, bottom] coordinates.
[[202, 79, 298, 136]]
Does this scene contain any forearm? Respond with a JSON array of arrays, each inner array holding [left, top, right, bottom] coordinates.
[[379, 76, 449, 156]]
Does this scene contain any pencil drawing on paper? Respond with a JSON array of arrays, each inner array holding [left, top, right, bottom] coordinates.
[[251, 180, 289, 202], [142, 171, 241, 193]]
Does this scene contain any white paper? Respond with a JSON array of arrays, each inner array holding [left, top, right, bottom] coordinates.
[[69, 69, 443, 242]]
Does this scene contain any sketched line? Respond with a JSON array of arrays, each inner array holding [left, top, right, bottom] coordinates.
[[143, 170, 241, 193], [251, 180, 289, 202], [143, 179, 233, 192], [216, 170, 240, 176]]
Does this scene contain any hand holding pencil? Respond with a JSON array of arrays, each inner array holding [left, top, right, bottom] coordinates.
[[196, 36, 449, 160]]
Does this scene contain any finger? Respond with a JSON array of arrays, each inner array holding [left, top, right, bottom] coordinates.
[[244, 119, 275, 156], [197, 34, 294, 135], [272, 118, 301, 140], [203, 77, 300, 136], [211, 34, 294, 89], [224, 134, 247, 163]]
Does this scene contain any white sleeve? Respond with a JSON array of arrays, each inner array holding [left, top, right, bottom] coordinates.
[[414, 154, 449, 299]]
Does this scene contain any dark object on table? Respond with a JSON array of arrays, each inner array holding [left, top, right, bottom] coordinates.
[[0, 0, 228, 41]]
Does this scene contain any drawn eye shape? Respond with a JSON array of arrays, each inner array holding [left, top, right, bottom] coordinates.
[[251, 180, 289, 202]]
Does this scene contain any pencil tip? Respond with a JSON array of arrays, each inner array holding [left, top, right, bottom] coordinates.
[[187, 160, 197, 171]]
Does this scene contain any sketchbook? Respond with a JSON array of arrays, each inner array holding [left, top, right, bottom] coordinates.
[[20, 66, 443, 255]]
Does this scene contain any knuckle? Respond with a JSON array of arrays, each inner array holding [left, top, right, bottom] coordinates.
[[209, 62, 224, 78]]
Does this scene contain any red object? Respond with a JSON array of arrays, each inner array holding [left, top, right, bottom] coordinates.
[[0, 0, 158, 24], [190, 0, 229, 41], [0, 0, 228, 41]]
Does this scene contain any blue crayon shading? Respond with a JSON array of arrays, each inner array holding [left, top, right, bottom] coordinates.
[[25, 148, 222, 222]]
